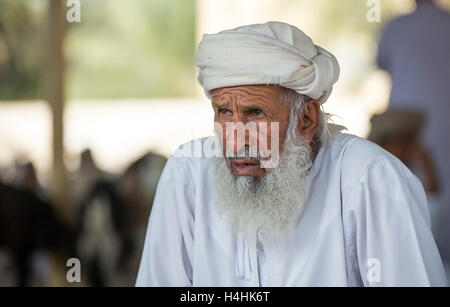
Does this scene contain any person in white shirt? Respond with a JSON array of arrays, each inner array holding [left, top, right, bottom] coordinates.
[[136, 21, 447, 286]]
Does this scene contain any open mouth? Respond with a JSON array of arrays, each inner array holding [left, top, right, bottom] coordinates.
[[230, 158, 261, 175]]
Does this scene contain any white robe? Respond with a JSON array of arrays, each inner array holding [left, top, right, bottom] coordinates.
[[135, 133, 447, 286]]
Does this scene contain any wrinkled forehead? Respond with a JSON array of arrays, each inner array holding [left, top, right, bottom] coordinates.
[[211, 84, 288, 103]]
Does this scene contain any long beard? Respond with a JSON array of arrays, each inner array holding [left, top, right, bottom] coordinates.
[[214, 136, 312, 247]]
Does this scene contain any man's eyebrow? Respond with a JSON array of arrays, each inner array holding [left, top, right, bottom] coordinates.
[[212, 100, 231, 108], [238, 102, 265, 111]]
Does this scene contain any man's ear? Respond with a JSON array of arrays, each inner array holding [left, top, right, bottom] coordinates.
[[297, 99, 320, 144]]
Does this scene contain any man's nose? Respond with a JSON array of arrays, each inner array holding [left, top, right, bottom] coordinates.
[[227, 132, 249, 155], [229, 124, 258, 156], [232, 111, 247, 125]]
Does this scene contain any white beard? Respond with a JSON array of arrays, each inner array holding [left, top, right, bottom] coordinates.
[[214, 135, 313, 247]]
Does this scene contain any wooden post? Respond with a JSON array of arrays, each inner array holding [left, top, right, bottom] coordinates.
[[47, 0, 67, 212]]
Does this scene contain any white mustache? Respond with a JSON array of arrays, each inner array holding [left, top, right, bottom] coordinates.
[[224, 143, 274, 160]]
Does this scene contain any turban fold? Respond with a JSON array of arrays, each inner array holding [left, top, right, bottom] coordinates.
[[195, 21, 340, 104]]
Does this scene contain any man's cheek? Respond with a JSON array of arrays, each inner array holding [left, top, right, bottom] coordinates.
[[213, 121, 227, 151], [260, 122, 280, 168]]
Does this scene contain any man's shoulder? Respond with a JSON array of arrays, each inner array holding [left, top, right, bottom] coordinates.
[[329, 133, 407, 187], [163, 136, 217, 181], [333, 133, 389, 161], [332, 134, 430, 228], [329, 132, 387, 160]]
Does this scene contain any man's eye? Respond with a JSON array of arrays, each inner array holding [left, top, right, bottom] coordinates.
[[250, 109, 263, 116], [219, 108, 232, 115]]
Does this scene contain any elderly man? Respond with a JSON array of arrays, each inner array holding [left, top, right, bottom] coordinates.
[[136, 21, 447, 286]]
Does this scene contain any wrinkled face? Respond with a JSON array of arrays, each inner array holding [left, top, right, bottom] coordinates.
[[211, 85, 291, 179]]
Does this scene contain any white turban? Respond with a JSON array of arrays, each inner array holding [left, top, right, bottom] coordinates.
[[195, 21, 340, 104]]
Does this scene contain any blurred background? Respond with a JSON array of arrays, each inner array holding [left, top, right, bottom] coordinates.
[[0, 0, 449, 286]]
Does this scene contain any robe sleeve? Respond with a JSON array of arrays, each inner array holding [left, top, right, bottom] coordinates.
[[346, 157, 448, 286], [135, 156, 195, 286]]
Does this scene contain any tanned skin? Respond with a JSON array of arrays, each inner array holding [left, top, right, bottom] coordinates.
[[211, 84, 320, 180]]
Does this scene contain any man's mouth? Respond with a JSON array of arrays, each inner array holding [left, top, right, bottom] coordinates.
[[230, 159, 261, 175]]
